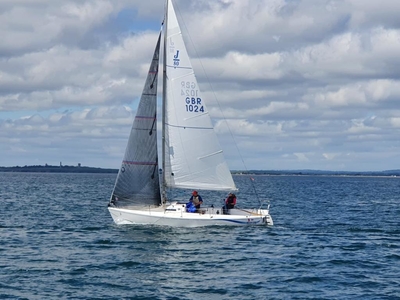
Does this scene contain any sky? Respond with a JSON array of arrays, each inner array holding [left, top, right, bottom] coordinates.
[[1, 0, 400, 172]]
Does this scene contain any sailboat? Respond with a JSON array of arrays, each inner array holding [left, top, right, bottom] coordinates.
[[107, 0, 273, 227]]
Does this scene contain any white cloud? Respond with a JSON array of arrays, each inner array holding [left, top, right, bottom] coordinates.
[[294, 153, 309, 162]]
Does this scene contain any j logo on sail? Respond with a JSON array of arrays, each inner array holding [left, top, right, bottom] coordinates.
[[173, 50, 180, 68]]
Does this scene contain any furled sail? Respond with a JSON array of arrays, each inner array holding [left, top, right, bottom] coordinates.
[[111, 34, 162, 207], [163, 0, 237, 191]]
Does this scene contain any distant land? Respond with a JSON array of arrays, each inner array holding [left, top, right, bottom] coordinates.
[[0, 164, 399, 176], [233, 169, 400, 177], [0, 164, 118, 173]]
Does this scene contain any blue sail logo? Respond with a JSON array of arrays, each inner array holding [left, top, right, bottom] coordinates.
[[173, 50, 180, 68]]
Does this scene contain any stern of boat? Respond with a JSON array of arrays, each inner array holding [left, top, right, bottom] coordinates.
[[259, 209, 273, 226]]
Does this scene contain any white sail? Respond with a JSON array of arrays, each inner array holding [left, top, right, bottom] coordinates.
[[110, 34, 162, 207], [163, 0, 236, 191]]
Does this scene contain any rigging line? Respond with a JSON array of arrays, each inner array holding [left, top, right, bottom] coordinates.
[[173, 0, 263, 207]]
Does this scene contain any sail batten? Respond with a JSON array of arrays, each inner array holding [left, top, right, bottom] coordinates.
[[166, 123, 213, 130], [166, 65, 193, 70], [198, 150, 223, 159]]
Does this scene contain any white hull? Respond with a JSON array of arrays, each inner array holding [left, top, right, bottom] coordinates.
[[108, 202, 273, 227]]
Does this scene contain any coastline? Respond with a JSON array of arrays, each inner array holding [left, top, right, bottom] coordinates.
[[0, 165, 118, 174], [1, 165, 399, 176]]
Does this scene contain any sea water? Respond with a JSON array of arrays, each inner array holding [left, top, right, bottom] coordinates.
[[0, 173, 399, 299]]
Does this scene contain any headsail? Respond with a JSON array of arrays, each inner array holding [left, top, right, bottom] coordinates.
[[111, 33, 162, 207], [162, 0, 237, 191]]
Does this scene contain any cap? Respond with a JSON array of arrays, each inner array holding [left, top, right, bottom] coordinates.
[[192, 190, 198, 195]]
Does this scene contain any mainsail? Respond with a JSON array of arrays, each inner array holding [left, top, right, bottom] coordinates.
[[110, 34, 162, 207], [162, 0, 237, 191]]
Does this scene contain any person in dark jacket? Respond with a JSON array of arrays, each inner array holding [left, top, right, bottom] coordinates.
[[223, 193, 237, 214], [225, 193, 237, 209]]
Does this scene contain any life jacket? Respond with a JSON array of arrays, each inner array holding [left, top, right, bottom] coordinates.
[[192, 196, 200, 205]]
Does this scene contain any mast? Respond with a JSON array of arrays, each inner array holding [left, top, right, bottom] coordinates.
[[161, 0, 168, 204]]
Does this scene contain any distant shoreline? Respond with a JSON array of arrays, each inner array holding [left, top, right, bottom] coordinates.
[[0, 165, 118, 174], [232, 170, 400, 177], [0, 165, 399, 176]]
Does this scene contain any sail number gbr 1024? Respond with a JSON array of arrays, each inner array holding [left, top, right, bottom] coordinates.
[[181, 81, 204, 113]]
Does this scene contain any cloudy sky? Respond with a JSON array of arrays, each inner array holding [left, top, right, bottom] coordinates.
[[1, 0, 399, 171]]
